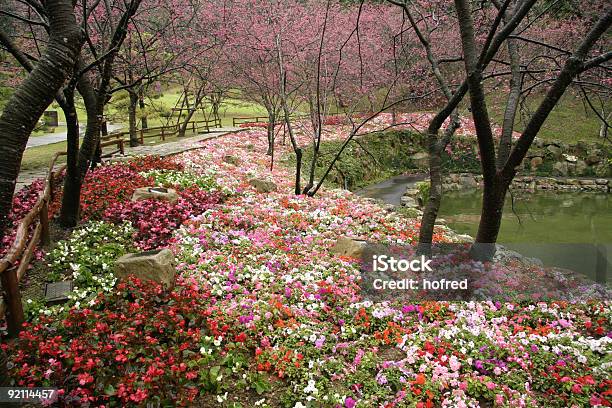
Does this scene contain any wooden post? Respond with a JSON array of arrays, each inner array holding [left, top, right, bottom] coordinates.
[[40, 200, 50, 247], [161, 128, 165, 141], [119, 139, 125, 155], [49, 175, 55, 201], [1, 268, 25, 337], [140, 129, 144, 144]]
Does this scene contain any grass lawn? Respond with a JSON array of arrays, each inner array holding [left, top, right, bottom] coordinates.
[[20, 129, 202, 172], [21, 141, 68, 172], [486, 93, 609, 144]]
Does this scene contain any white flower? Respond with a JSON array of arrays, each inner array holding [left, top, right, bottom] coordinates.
[[304, 379, 318, 394]]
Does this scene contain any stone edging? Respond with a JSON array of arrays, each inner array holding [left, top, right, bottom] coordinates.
[[442, 173, 610, 193]]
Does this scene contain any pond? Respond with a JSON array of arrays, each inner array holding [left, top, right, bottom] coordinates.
[[357, 175, 611, 283]]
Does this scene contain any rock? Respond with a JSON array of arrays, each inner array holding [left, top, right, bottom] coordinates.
[[546, 145, 563, 159], [573, 141, 588, 157], [530, 156, 543, 171], [405, 188, 419, 197], [595, 179, 609, 186], [223, 155, 241, 166], [114, 249, 176, 289], [534, 137, 544, 148], [249, 178, 278, 193], [401, 196, 419, 208], [563, 154, 577, 163], [586, 149, 602, 165], [331, 237, 368, 258], [579, 179, 596, 186], [574, 160, 588, 176], [132, 187, 179, 204], [552, 161, 568, 177], [459, 175, 478, 188], [410, 152, 429, 168]]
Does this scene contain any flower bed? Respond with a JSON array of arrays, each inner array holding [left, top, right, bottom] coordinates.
[[3, 130, 611, 407]]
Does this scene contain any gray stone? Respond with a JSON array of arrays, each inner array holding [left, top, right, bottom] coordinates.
[[114, 249, 176, 289], [552, 161, 568, 177], [132, 187, 179, 203], [223, 155, 241, 165], [410, 152, 429, 168], [579, 179, 596, 186], [595, 179, 609, 186], [331, 237, 368, 258], [405, 188, 419, 197], [574, 160, 588, 176], [586, 149, 602, 165], [459, 175, 478, 188], [546, 144, 563, 159], [534, 137, 544, 148], [249, 178, 278, 193], [401, 196, 419, 208]]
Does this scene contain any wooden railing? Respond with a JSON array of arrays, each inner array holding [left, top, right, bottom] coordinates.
[[101, 118, 222, 154], [232, 114, 311, 127], [0, 152, 66, 336]]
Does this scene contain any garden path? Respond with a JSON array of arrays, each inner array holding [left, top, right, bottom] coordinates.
[[16, 127, 241, 193]]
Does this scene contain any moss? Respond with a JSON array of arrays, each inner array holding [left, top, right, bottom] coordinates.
[[288, 130, 421, 191]]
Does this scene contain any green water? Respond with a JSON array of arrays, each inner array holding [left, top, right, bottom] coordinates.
[[357, 177, 611, 281], [438, 190, 612, 244], [439, 190, 611, 282]]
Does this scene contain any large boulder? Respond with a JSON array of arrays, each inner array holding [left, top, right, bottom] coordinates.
[[331, 237, 368, 258], [546, 144, 563, 159], [410, 152, 429, 168], [552, 161, 569, 177], [573, 160, 588, 176], [401, 196, 419, 208], [132, 187, 179, 204], [114, 249, 176, 289], [249, 178, 278, 193]]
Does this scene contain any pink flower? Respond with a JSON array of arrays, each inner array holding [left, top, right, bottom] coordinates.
[[77, 372, 94, 386]]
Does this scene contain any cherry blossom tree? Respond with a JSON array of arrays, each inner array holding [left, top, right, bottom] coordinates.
[[452, 0, 611, 260]]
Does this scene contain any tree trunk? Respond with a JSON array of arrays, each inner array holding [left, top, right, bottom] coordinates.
[[470, 178, 508, 261], [179, 109, 197, 137], [139, 87, 148, 129], [129, 90, 140, 147], [77, 74, 102, 179], [266, 112, 275, 156], [59, 88, 81, 227], [0, 0, 82, 241], [417, 137, 443, 256]]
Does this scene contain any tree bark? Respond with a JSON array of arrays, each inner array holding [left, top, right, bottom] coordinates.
[[129, 90, 140, 147], [139, 87, 148, 129], [59, 88, 81, 227], [0, 0, 82, 241]]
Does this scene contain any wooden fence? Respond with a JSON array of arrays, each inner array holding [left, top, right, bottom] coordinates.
[[101, 118, 222, 155], [0, 152, 66, 337], [232, 114, 312, 128]]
